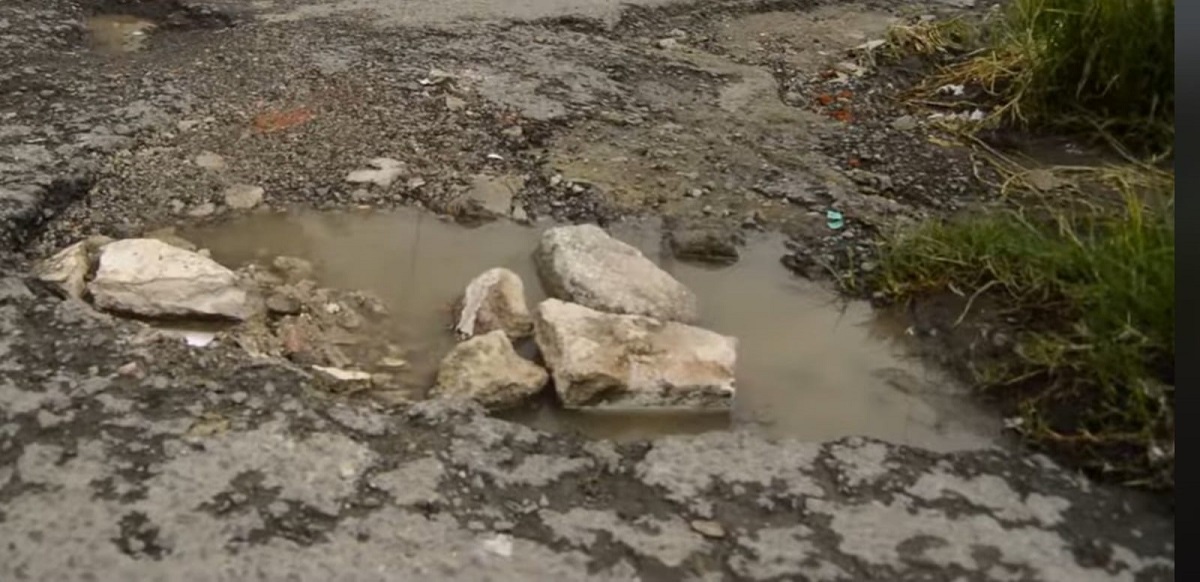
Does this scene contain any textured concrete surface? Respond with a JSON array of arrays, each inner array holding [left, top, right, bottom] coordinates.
[[0, 278, 1176, 580]]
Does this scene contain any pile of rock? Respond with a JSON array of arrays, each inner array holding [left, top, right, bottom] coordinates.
[[434, 224, 737, 411], [35, 236, 253, 320], [35, 236, 398, 392]]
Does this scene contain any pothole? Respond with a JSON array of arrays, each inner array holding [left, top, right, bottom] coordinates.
[[82, 1, 234, 55], [171, 209, 1004, 452], [83, 14, 157, 54]]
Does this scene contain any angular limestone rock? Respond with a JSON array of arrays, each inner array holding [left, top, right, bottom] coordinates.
[[535, 224, 699, 322], [34, 236, 113, 299], [534, 298, 735, 409], [88, 238, 251, 320], [455, 267, 533, 340], [433, 330, 549, 410]]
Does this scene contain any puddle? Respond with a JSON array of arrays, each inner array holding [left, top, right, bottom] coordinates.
[[183, 209, 1004, 452], [83, 15, 157, 54]]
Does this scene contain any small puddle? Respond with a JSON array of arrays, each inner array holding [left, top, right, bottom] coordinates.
[[83, 14, 157, 54], [184, 209, 1003, 452]]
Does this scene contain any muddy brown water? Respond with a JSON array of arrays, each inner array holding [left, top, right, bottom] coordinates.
[[83, 14, 157, 54], [184, 209, 1003, 451]]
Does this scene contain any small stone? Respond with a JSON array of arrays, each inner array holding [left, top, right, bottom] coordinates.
[[501, 126, 523, 139], [445, 95, 467, 111], [407, 177, 427, 190], [35, 238, 108, 299], [891, 115, 917, 131], [117, 361, 143, 377], [188, 202, 216, 218], [230, 391, 248, 404], [223, 184, 264, 210], [655, 38, 680, 50], [690, 519, 726, 539], [194, 151, 226, 170], [265, 294, 302, 315], [346, 158, 405, 188], [511, 205, 530, 223]]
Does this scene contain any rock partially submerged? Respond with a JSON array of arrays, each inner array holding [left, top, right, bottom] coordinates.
[[535, 224, 699, 322], [88, 238, 251, 320], [667, 225, 742, 266], [455, 267, 533, 340], [534, 298, 736, 409], [433, 330, 549, 410]]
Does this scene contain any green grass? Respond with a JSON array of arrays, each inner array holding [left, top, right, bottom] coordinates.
[[936, 0, 1174, 153], [875, 186, 1174, 486]]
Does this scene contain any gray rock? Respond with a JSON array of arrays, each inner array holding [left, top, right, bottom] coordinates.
[[432, 330, 549, 410], [455, 267, 533, 340], [535, 224, 699, 323], [533, 299, 736, 409], [88, 239, 252, 320], [223, 184, 264, 210]]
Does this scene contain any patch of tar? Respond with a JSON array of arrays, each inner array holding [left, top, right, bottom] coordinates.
[[636, 431, 824, 513], [540, 507, 708, 568], [731, 526, 848, 581], [811, 498, 1159, 582], [145, 422, 377, 516], [369, 456, 446, 506], [907, 470, 1071, 526], [827, 437, 896, 490]]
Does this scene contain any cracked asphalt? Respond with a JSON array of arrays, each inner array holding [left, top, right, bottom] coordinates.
[[0, 0, 1176, 579]]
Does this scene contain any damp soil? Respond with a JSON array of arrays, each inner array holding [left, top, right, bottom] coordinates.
[[183, 208, 1004, 452]]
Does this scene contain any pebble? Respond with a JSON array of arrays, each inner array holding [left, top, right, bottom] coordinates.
[[187, 202, 216, 217], [891, 115, 917, 131], [690, 519, 726, 539], [223, 184, 264, 210], [266, 294, 302, 315]]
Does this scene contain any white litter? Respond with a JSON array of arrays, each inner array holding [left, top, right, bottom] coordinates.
[[184, 332, 216, 348], [481, 534, 514, 558]]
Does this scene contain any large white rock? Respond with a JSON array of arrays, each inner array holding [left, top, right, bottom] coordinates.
[[534, 224, 699, 322], [455, 267, 533, 340], [534, 298, 735, 409], [88, 238, 251, 320], [432, 330, 549, 410]]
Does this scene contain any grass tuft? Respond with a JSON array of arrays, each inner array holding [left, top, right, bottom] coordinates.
[[927, 0, 1174, 153], [875, 174, 1174, 486]]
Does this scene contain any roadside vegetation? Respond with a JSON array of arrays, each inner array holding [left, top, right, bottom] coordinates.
[[867, 0, 1175, 488]]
